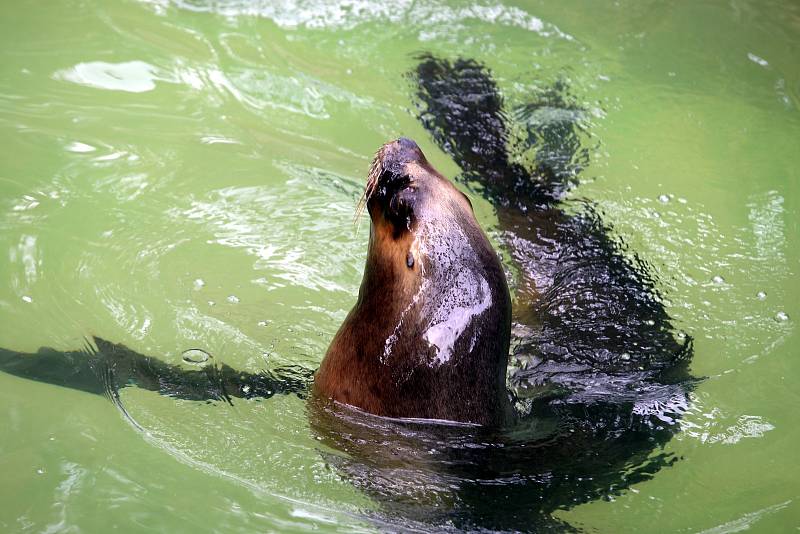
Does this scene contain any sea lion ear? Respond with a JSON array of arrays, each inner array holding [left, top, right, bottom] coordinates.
[[460, 191, 473, 211]]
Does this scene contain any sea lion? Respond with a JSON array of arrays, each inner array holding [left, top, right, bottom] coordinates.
[[0, 54, 696, 532], [314, 137, 512, 426]]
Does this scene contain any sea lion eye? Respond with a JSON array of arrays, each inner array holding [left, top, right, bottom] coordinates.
[[406, 251, 415, 269]]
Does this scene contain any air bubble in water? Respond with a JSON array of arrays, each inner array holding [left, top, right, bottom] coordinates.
[[658, 194, 670, 203], [182, 348, 211, 365], [712, 275, 725, 284], [227, 295, 240, 304], [257, 320, 269, 327], [756, 291, 767, 300], [193, 278, 205, 290], [775, 311, 789, 322]]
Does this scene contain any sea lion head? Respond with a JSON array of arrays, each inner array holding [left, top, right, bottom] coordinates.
[[316, 137, 511, 425], [360, 137, 478, 273]]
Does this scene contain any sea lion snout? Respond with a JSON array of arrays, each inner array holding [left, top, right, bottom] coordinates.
[[362, 138, 431, 232], [379, 137, 425, 174]]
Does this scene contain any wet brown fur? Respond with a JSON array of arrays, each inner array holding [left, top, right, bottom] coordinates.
[[314, 208, 420, 415], [315, 140, 511, 425]]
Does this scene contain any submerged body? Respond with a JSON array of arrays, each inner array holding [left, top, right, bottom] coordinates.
[[314, 138, 511, 426]]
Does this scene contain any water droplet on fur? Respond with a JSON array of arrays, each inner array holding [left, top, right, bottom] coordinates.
[[182, 349, 211, 365], [620, 353, 631, 361]]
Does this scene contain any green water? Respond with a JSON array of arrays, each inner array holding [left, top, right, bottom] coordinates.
[[1, 0, 798, 531]]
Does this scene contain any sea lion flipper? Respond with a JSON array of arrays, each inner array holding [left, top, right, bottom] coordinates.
[[0, 339, 313, 403], [412, 54, 586, 206], [413, 54, 511, 178]]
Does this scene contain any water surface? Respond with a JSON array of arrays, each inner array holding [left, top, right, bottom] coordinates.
[[1, 0, 798, 531]]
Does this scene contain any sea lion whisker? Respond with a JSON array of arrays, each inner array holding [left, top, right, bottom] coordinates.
[[355, 146, 386, 222]]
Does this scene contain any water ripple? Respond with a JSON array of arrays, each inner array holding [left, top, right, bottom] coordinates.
[[140, 0, 572, 39]]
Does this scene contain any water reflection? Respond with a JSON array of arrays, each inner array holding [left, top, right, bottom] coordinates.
[[54, 61, 163, 93]]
